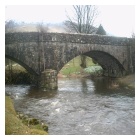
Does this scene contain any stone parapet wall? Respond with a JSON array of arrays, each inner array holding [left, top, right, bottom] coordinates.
[[5, 32, 134, 46]]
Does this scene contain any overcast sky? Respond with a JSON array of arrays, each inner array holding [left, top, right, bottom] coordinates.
[[5, 5, 135, 37]]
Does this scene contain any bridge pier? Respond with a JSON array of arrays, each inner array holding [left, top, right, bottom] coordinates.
[[40, 69, 58, 90]]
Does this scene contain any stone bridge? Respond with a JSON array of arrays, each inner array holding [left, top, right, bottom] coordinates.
[[5, 32, 135, 89]]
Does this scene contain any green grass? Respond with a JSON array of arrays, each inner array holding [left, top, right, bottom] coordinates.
[[59, 56, 95, 75], [5, 96, 48, 135], [5, 58, 26, 72], [5, 56, 97, 76]]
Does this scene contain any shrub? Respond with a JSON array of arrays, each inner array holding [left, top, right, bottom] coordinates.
[[84, 66, 103, 76]]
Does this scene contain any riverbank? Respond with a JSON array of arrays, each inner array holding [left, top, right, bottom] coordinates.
[[117, 74, 135, 89], [5, 96, 48, 135], [58, 73, 135, 89]]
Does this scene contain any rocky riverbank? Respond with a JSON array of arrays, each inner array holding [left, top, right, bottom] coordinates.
[[117, 74, 135, 89], [58, 73, 135, 89], [5, 96, 48, 135]]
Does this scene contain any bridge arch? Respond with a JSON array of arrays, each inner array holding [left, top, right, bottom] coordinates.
[[57, 50, 126, 77], [5, 55, 38, 76], [84, 50, 126, 77]]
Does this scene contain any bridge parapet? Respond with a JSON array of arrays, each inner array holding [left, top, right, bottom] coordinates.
[[6, 32, 134, 46]]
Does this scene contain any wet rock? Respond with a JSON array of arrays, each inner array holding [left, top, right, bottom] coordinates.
[[42, 124, 48, 132], [28, 118, 40, 125], [17, 113, 39, 125], [16, 112, 48, 132], [17, 113, 24, 119]]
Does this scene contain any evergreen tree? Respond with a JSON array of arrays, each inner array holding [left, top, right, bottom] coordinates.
[[96, 24, 106, 35]]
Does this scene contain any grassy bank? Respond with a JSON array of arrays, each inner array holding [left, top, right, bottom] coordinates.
[[59, 56, 95, 76], [117, 74, 135, 89], [5, 96, 48, 135]]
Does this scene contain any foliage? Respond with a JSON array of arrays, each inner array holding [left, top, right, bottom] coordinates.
[[59, 56, 95, 76], [36, 22, 48, 33], [96, 24, 106, 35], [5, 20, 19, 33], [60, 66, 81, 76], [84, 66, 103, 76], [5, 71, 37, 84], [5, 58, 37, 85]]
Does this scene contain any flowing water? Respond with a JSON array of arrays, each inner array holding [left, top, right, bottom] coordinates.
[[5, 77, 135, 135]]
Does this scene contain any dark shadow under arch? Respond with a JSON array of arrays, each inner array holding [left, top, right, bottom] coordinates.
[[84, 50, 126, 77], [5, 55, 38, 76], [58, 50, 126, 77]]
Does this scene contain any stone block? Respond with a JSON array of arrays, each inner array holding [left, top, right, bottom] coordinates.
[[40, 69, 57, 90]]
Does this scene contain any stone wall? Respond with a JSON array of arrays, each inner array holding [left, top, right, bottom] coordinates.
[[5, 32, 135, 77], [40, 69, 57, 90], [6, 32, 133, 46]]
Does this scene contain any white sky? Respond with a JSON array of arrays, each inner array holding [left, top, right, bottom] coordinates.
[[1, 1, 140, 139], [5, 5, 135, 37]]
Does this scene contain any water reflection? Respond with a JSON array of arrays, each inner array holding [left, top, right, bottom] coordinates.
[[80, 78, 95, 94], [93, 77, 134, 97], [5, 77, 135, 135], [27, 86, 58, 99]]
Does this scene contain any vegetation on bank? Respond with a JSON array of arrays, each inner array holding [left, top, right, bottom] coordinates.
[[59, 56, 100, 77], [5, 96, 48, 135], [5, 59, 38, 85], [117, 74, 135, 89], [5, 56, 102, 85], [84, 66, 103, 76], [5, 57, 135, 89], [5, 71, 36, 84]]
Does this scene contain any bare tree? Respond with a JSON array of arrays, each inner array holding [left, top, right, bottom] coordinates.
[[65, 5, 98, 68], [5, 20, 18, 33], [36, 22, 48, 33]]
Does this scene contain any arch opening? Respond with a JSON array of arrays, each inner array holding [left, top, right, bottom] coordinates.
[[5, 57, 38, 85], [84, 50, 126, 77], [58, 55, 103, 78], [58, 50, 126, 78], [5, 55, 38, 76]]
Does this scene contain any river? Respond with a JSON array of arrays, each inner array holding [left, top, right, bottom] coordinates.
[[5, 77, 135, 135]]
